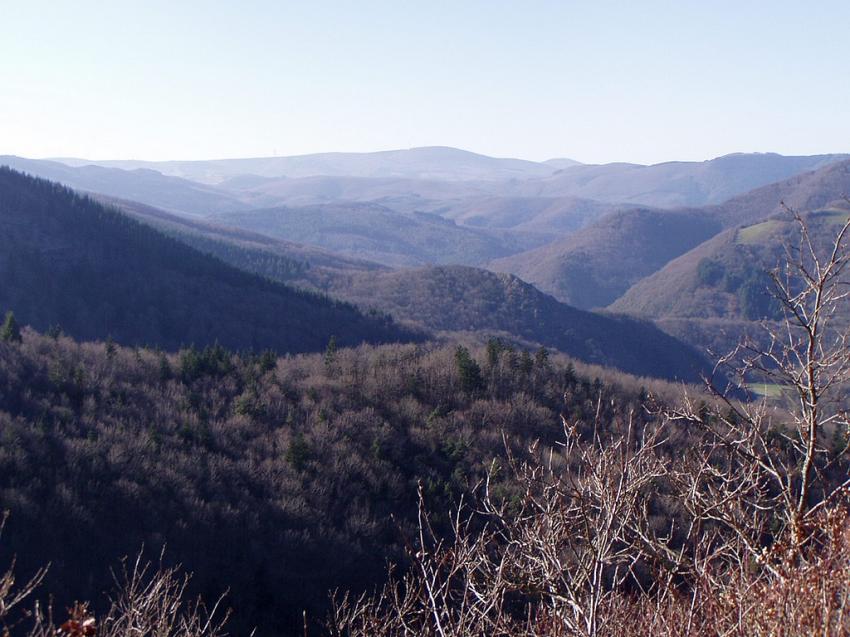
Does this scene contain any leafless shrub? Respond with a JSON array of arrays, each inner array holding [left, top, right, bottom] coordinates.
[[19, 551, 229, 637], [329, 409, 671, 637], [0, 512, 47, 637], [329, 204, 850, 637], [665, 206, 850, 567]]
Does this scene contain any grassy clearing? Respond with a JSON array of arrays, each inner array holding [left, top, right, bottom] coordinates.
[[811, 208, 850, 226], [750, 382, 788, 398], [736, 220, 782, 245], [750, 383, 790, 398]]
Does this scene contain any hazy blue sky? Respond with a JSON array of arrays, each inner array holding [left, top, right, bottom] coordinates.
[[2, 1, 849, 164]]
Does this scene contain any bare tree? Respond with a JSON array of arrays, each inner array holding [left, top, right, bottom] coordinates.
[[665, 204, 850, 563], [328, 204, 850, 637], [329, 409, 670, 637]]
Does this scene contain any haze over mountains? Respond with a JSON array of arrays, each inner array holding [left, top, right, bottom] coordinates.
[[11, 146, 842, 212], [0, 155, 251, 216], [2, 146, 850, 378], [54, 146, 557, 183], [4, 144, 850, 637]]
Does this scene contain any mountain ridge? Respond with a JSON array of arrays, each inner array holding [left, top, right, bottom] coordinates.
[[0, 167, 417, 352]]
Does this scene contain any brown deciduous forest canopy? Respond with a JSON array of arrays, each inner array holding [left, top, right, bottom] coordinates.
[[0, 328, 660, 635]]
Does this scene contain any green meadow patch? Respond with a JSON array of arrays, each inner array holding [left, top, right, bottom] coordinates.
[[736, 220, 783, 245]]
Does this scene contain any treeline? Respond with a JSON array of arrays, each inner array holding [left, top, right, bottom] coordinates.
[[0, 328, 657, 636]]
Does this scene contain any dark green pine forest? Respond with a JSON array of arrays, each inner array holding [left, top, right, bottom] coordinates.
[[0, 167, 415, 354]]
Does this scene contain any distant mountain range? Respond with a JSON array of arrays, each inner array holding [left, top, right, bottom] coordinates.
[[40, 147, 848, 211], [52, 146, 559, 183], [489, 208, 722, 309], [3, 148, 849, 377], [506, 153, 849, 208], [492, 159, 850, 311], [211, 202, 548, 267], [0, 155, 249, 216]]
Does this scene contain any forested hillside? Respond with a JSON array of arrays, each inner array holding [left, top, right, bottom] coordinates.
[[0, 167, 415, 353], [608, 207, 850, 353], [491, 159, 850, 312], [212, 201, 546, 267], [305, 265, 710, 381], [490, 208, 721, 308], [0, 329, 664, 636]]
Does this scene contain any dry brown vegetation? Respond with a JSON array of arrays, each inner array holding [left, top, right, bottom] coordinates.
[[325, 208, 850, 636], [2, 209, 849, 636]]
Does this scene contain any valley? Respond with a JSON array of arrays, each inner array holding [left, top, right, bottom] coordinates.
[[3, 146, 850, 636]]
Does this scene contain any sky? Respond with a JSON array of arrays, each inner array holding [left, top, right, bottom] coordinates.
[[2, 1, 849, 165]]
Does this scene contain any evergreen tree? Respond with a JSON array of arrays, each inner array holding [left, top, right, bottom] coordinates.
[[324, 335, 338, 376], [105, 336, 117, 359], [1, 311, 22, 343], [486, 337, 504, 370], [455, 345, 484, 394], [534, 346, 550, 369]]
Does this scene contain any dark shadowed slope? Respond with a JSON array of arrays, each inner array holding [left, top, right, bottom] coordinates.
[[0, 167, 417, 352], [0, 156, 249, 216], [309, 265, 710, 381], [489, 208, 722, 309], [54, 146, 557, 183], [48, 193, 703, 380], [510, 153, 848, 208]]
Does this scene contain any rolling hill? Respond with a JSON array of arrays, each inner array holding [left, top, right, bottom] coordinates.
[[490, 159, 850, 311], [98, 195, 388, 282], [489, 208, 722, 309], [704, 157, 850, 228], [429, 195, 627, 235], [0, 167, 417, 352], [212, 202, 549, 267], [46, 186, 709, 381], [219, 173, 497, 207], [300, 265, 711, 381], [509, 153, 849, 208], [610, 206, 850, 321]]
